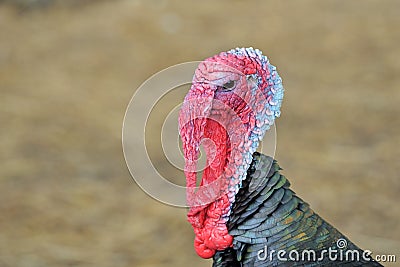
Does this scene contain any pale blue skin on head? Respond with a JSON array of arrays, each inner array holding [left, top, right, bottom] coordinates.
[[223, 47, 284, 218]]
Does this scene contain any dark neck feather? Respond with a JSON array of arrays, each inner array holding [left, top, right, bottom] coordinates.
[[213, 152, 383, 266]]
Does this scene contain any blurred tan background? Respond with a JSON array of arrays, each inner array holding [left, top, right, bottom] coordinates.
[[0, 0, 399, 266]]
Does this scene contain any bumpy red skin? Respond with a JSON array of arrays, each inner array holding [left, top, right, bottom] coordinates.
[[179, 51, 270, 258], [188, 119, 232, 258]]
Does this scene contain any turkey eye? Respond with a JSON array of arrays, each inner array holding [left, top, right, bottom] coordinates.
[[222, 80, 236, 90]]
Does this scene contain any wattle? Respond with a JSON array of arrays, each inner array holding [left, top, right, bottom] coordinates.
[[188, 194, 233, 258]]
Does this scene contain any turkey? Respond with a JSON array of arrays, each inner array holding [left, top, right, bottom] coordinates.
[[178, 47, 383, 266]]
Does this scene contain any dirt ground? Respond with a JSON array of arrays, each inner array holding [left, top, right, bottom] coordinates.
[[0, 0, 399, 266]]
